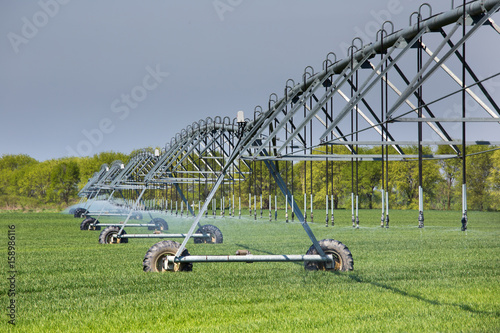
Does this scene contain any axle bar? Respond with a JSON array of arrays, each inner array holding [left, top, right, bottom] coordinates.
[[96, 223, 155, 227], [119, 233, 207, 238], [172, 254, 334, 263]]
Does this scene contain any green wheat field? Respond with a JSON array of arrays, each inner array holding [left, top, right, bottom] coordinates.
[[1, 209, 499, 332]]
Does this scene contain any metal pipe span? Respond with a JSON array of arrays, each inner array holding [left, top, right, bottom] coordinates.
[[120, 233, 208, 238], [248, 0, 500, 129], [173, 254, 334, 263]]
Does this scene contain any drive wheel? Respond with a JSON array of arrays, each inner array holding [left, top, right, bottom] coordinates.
[[74, 208, 89, 218], [304, 239, 353, 271], [193, 224, 223, 244], [98, 226, 128, 244], [143, 240, 192, 272], [147, 218, 169, 231], [80, 217, 100, 230]]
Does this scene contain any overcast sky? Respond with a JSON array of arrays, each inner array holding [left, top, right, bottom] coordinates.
[[1, 0, 499, 161]]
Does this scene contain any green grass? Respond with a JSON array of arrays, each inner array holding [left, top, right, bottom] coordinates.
[[1, 209, 499, 332]]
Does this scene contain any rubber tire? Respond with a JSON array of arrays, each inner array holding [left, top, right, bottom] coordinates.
[[74, 208, 89, 218], [80, 217, 101, 231], [304, 239, 353, 271], [147, 218, 169, 231], [143, 240, 192, 272], [98, 226, 128, 244], [193, 224, 223, 244]]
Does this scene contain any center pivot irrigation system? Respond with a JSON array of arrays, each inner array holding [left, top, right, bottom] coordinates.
[[74, 1, 500, 272]]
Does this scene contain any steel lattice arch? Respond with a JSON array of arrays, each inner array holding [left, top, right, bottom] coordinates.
[[74, 0, 500, 271]]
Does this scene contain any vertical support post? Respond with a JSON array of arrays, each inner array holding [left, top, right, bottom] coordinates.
[[238, 196, 241, 219], [461, 0, 468, 232], [331, 195, 335, 226], [380, 36, 385, 228], [386, 190, 389, 227], [275, 195, 277, 221], [351, 193, 355, 228], [418, 186, 424, 228], [254, 195, 257, 220], [249, 193, 251, 216], [355, 195, 359, 229], [304, 193, 307, 223], [325, 195, 328, 227], [417, 15, 425, 229], [381, 190, 385, 227], [269, 194, 272, 221], [260, 194, 263, 219], [310, 193, 313, 222], [285, 194, 289, 223]]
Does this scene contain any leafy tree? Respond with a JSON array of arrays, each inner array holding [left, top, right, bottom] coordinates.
[[436, 145, 461, 210], [389, 146, 441, 209], [486, 148, 500, 211], [0, 154, 38, 196], [77, 151, 129, 189], [50, 160, 80, 204], [465, 145, 493, 211]]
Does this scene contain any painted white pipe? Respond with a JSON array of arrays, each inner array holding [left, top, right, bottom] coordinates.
[[356, 195, 359, 217], [331, 195, 334, 218], [462, 183, 467, 214], [351, 193, 355, 217], [419, 186, 424, 212], [310, 194, 313, 213], [385, 190, 389, 217], [304, 193, 307, 217]]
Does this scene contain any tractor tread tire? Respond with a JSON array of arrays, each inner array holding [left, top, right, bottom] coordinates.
[[143, 240, 192, 272], [74, 208, 89, 218], [147, 218, 169, 231], [304, 239, 353, 271], [98, 226, 128, 244], [193, 224, 223, 244], [80, 217, 100, 231]]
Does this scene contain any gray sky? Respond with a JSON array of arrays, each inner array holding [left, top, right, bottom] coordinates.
[[1, 0, 499, 161]]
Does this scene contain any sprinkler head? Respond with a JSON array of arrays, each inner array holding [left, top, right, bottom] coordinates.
[[461, 212, 468, 231], [418, 211, 424, 228]]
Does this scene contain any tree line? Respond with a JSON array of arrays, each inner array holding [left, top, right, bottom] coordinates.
[[0, 152, 128, 210], [0, 145, 499, 211]]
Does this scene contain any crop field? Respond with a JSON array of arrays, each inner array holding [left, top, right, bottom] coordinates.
[[1, 209, 499, 332]]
